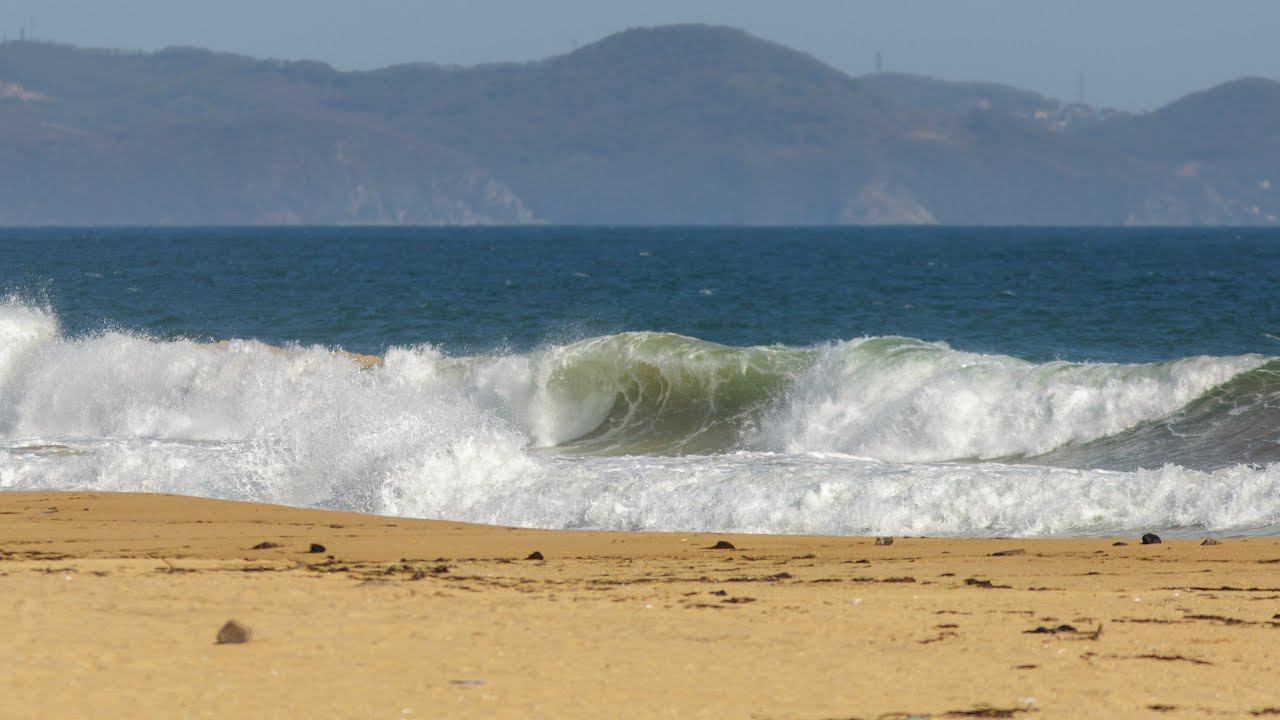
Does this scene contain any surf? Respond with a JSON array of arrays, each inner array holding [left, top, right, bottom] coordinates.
[[4, 297, 1280, 536]]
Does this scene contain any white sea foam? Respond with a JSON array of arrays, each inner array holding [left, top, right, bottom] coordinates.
[[0, 302, 532, 512], [475, 454, 1280, 537], [2, 299, 1278, 536], [757, 337, 1268, 461], [0, 298, 58, 414]]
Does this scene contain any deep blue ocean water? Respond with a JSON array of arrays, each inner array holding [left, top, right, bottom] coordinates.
[[3, 226, 1280, 537], [6, 226, 1279, 362]]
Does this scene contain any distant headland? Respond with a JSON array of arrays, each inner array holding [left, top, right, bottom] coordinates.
[[1, 24, 1277, 226]]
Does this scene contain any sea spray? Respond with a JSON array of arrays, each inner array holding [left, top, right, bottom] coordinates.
[[3, 297, 1280, 536], [757, 336, 1267, 461], [0, 302, 533, 512]]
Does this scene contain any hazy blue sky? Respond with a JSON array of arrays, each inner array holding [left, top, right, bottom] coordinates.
[[3, 0, 1276, 111]]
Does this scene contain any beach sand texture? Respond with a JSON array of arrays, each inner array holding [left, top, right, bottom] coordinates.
[[2, 492, 1279, 719]]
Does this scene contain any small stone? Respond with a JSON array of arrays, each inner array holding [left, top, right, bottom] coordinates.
[[708, 541, 735, 550], [308, 543, 326, 553], [991, 548, 1025, 556], [249, 541, 280, 550], [215, 620, 251, 644], [1112, 541, 1128, 546], [525, 551, 544, 560], [1201, 538, 1221, 546], [1140, 533, 1162, 545], [874, 537, 894, 546]]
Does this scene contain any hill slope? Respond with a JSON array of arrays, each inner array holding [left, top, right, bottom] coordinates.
[[0, 25, 1276, 225]]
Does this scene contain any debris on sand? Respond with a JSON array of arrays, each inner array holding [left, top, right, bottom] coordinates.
[[963, 578, 1012, 589], [1135, 653, 1211, 665], [1025, 624, 1078, 634], [943, 706, 1034, 718]]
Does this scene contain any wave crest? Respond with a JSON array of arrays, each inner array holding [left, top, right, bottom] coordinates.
[[3, 298, 1280, 535], [757, 336, 1267, 462]]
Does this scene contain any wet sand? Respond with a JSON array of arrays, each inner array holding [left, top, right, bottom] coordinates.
[[2, 491, 1279, 719]]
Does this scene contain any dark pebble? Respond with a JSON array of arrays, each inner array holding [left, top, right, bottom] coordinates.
[[1140, 533, 1162, 545], [708, 541, 735, 550], [525, 551, 544, 560], [308, 543, 326, 553], [1112, 541, 1128, 546], [249, 541, 280, 550], [1201, 538, 1221, 546], [215, 620, 251, 644]]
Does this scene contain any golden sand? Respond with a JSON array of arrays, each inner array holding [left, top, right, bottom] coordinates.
[[2, 491, 1279, 719]]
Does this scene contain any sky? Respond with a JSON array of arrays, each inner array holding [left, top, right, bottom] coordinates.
[[2, 0, 1276, 111]]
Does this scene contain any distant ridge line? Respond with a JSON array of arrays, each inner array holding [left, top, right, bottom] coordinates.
[[0, 25, 1276, 226]]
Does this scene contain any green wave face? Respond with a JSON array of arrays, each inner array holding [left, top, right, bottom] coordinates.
[[529, 333, 814, 455], [511, 333, 1274, 467]]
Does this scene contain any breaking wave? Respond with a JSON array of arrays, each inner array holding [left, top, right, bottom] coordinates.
[[3, 298, 1279, 536]]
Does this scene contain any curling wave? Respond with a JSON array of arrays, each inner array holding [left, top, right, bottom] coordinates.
[[3, 298, 1279, 536]]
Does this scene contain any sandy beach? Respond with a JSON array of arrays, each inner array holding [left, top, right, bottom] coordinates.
[[2, 491, 1278, 719]]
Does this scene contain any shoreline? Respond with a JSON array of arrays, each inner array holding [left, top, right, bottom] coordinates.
[[4, 491, 1280, 718]]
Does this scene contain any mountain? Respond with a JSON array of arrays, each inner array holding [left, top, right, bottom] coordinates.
[[1079, 78, 1280, 224], [0, 25, 1276, 226], [858, 72, 1126, 133], [0, 43, 534, 225]]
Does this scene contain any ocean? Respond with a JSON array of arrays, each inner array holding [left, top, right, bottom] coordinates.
[[3, 226, 1279, 537]]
